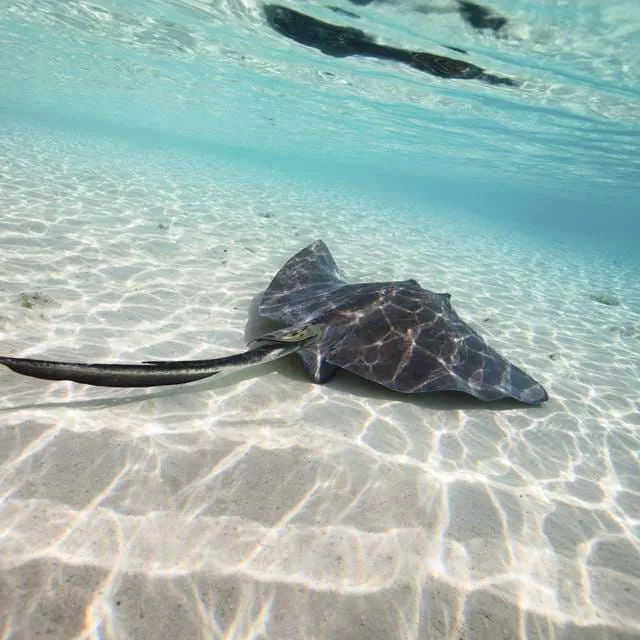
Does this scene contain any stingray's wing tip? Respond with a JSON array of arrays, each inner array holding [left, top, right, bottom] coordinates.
[[519, 384, 549, 404]]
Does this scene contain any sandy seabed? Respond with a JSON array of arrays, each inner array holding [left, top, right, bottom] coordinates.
[[1, 130, 639, 639]]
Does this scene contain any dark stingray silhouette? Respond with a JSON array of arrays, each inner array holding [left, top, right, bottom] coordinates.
[[264, 5, 517, 86], [455, 0, 507, 33], [347, 0, 508, 35], [259, 240, 547, 403], [0, 240, 547, 404]]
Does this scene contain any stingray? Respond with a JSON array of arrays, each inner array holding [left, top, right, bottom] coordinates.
[[0, 240, 547, 403]]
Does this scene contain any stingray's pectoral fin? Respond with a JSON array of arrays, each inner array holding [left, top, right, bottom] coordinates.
[[298, 346, 337, 384], [509, 365, 548, 404], [0, 355, 220, 388]]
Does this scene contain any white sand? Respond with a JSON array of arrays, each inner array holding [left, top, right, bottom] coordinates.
[[1, 129, 639, 639]]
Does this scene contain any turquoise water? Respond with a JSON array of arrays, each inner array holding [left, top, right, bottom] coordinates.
[[2, 0, 639, 258], [2, 1, 640, 639]]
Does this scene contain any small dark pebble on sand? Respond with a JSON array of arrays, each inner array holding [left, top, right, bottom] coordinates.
[[20, 292, 55, 309]]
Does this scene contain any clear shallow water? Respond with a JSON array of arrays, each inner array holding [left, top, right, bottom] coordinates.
[[2, 0, 640, 254], [1, 1, 640, 639]]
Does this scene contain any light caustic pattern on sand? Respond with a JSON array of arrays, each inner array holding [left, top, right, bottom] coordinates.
[[1, 134, 639, 639]]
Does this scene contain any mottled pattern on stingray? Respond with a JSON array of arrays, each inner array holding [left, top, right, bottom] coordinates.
[[259, 240, 548, 403]]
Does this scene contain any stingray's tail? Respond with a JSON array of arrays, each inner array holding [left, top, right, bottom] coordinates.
[[0, 325, 322, 388], [0, 355, 224, 388]]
